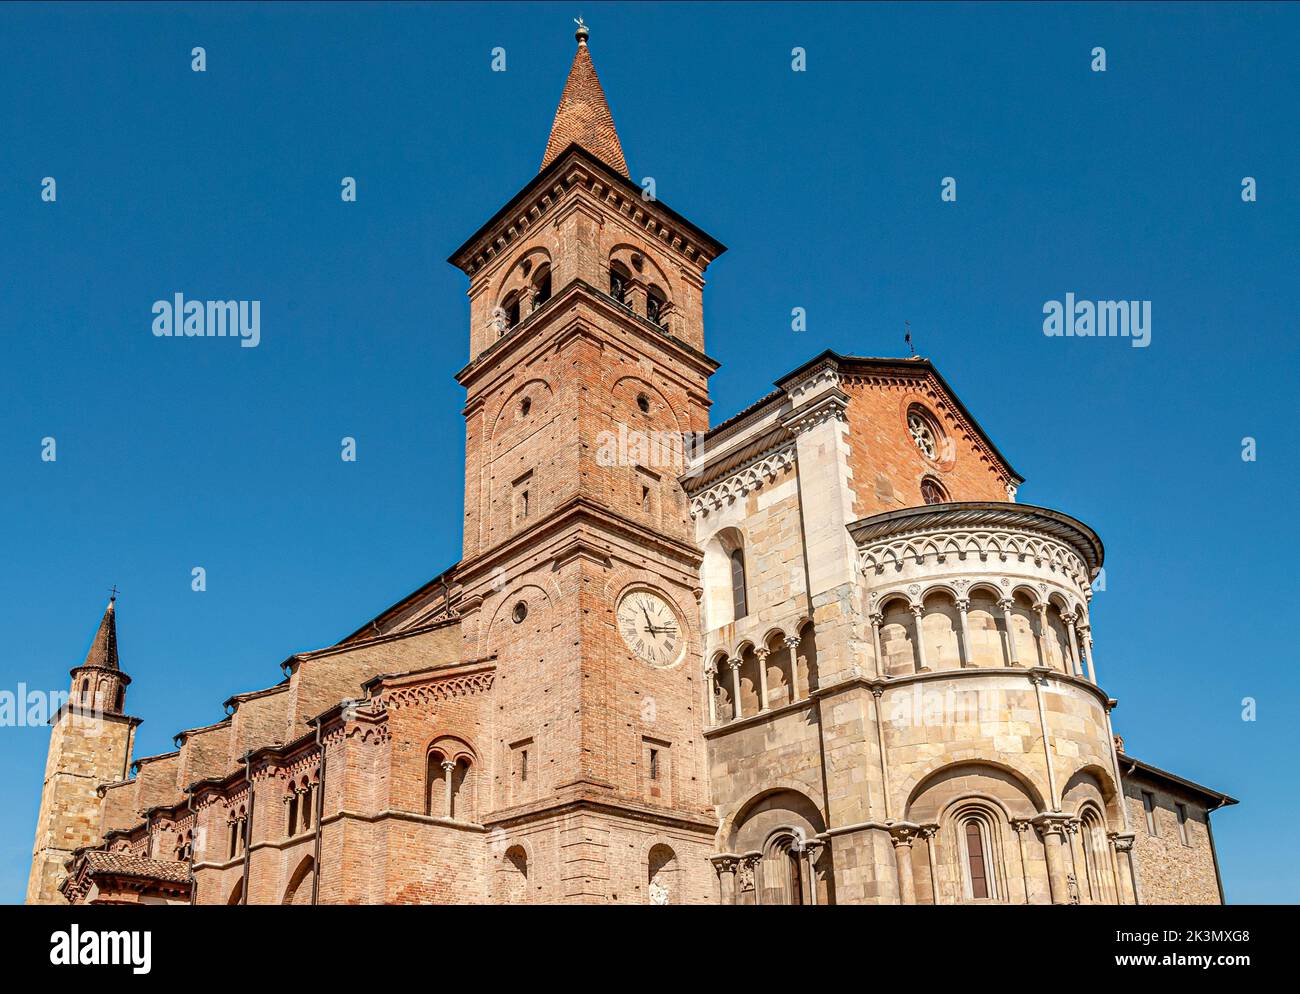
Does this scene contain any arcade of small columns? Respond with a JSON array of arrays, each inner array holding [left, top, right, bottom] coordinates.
[[703, 625, 812, 726], [870, 583, 1097, 684]]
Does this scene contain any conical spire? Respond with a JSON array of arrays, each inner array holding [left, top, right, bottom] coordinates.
[[80, 596, 119, 671], [540, 20, 629, 177]]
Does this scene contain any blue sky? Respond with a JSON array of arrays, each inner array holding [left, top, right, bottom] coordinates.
[[1, 2, 1295, 903]]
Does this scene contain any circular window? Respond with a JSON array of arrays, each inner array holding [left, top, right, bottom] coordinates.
[[512, 601, 528, 624], [920, 477, 948, 505], [637, 393, 651, 414], [519, 397, 531, 418], [907, 407, 943, 462]]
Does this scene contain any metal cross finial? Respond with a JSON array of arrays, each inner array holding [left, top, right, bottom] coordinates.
[[108, 584, 120, 602]]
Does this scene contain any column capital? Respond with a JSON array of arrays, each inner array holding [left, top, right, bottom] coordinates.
[[755, 647, 770, 661], [1108, 831, 1135, 853], [1031, 812, 1073, 838], [709, 853, 741, 875], [955, 598, 971, 612], [728, 657, 742, 671], [440, 759, 456, 773], [888, 821, 922, 847], [783, 635, 801, 650], [919, 823, 940, 841], [1010, 818, 1032, 835]]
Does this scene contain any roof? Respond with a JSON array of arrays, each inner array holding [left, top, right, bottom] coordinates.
[[82, 851, 191, 885], [539, 27, 628, 177], [78, 597, 119, 671], [706, 351, 1024, 485], [1119, 752, 1239, 810]]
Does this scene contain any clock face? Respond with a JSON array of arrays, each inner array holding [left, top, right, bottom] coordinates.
[[617, 590, 683, 668]]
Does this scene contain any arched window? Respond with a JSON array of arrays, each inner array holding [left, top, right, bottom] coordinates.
[[730, 549, 748, 621], [646, 285, 667, 325], [953, 806, 1003, 901], [427, 750, 447, 816], [648, 844, 678, 904], [533, 266, 551, 307], [501, 846, 528, 903], [286, 789, 299, 837], [920, 476, 948, 505], [301, 777, 314, 831], [907, 406, 944, 461], [79, 679, 89, 703], [609, 262, 630, 305], [114, 685, 125, 712], [502, 293, 521, 330], [963, 819, 991, 898], [1079, 808, 1115, 903]]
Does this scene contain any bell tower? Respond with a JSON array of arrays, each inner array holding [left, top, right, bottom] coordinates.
[[26, 595, 140, 904], [449, 23, 726, 903]]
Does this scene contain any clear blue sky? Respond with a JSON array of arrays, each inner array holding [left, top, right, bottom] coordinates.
[[1, 2, 1295, 904]]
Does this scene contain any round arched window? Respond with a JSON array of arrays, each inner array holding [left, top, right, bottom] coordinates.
[[920, 477, 948, 505]]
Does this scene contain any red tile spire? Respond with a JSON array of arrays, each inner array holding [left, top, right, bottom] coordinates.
[[539, 19, 629, 177]]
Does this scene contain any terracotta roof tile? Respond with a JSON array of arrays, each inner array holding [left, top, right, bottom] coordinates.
[[83, 851, 190, 884], [540, 34, 628, 177]]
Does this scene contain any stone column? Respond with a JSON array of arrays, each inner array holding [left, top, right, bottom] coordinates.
[[1065, 818, 1087, 903], [710, 854, 740, 905], [955, 598, 973, 668], [909, 605, 929, 673], [739, 851, 763, 906], [1080, 625, 1097, 684], [803, 840, 825, 906], [1034, 815, 1072, 905], [1011, 819, 1033, 903], [1028, 670, 1060, 809], [998, 598, 1020, 666], [705, 661, 717, 726], [1110, 832, 1137, 905], [441, 760, 456, 818], [1036, 603, 1052, 670], [889, 824, 920, 905], [869, 612, 884, 677], [728, 658, 743, 720], [920, 825, 941, 904], [1063, 612, 1083, 677], [784, 636, 802, 701], [756, 648, 770, 711]]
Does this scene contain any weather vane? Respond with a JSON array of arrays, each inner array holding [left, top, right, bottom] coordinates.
[[574, 15, 589, 43], [905, 320, 916, 356]]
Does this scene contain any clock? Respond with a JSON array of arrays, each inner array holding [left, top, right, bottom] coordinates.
[[616, 590, 684, 668]]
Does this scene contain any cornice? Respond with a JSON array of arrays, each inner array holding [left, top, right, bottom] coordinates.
[[447, 144, 725, 278], [849, 501, 1104, 577]]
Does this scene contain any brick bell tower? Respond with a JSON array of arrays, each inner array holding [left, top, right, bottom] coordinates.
[[26, 595, 140, 904], [448, 22, 726, 903]]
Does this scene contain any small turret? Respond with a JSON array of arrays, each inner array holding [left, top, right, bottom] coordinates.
[[26, 592, 140, 904]]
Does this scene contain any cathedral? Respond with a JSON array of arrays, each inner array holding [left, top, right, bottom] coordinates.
[[28, 25, 1235, 907]]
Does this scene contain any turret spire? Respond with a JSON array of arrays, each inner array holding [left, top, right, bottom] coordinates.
[[540, 20, 629, 177], [80, 596, 119, 671]]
